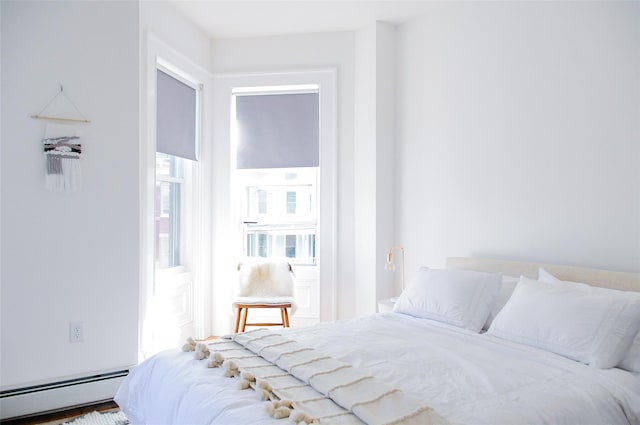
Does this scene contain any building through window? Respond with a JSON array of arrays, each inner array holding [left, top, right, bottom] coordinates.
[[240, 168, 317, 265]]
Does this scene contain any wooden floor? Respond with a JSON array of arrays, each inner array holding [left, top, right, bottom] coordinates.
[[0, 400, 119, 425]]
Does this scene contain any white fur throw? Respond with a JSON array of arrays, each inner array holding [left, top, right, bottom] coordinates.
[[237, 260, 294, 298]]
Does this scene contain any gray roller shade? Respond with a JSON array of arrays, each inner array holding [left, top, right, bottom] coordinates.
[[235, 92, 319, 169], [157, 69, 198, 161]]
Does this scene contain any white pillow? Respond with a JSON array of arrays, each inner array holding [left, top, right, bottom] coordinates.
[[487, 276, 640, 368], [393, 268, 502, 332], [538, 268, 640, 372], [483, 275, 519, 330], [619, 338, 640, 372], [537, 267, 559, 284]]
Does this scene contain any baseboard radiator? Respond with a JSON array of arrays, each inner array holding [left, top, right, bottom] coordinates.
[[0, 369, 129, 420]]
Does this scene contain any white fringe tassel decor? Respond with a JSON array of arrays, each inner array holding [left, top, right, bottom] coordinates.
[[43, 122, 82, 193]]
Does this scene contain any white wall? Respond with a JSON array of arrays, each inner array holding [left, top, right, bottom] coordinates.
[[140, 1, 212, 67], [1, 1, 139, 388], [374, 22, 398, 302], [353, 22, 398, 316], [210, 32, 357, 321], [397, 1, 640, 275], [353, 25, 377, 316]]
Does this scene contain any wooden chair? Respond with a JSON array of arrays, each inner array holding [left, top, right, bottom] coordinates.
[[232, 260, 296, 333]]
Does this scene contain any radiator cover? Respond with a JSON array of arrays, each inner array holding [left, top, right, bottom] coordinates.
[[0, 369, 129, 420]]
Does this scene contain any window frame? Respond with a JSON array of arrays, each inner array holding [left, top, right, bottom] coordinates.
[[211, 69, 337, 335], [153, 60, 201, 273], [140, 32, 213, 359]]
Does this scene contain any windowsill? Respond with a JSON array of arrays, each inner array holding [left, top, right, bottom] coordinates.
[[156, 265, 187, 275], [155, 266, 191, 287]]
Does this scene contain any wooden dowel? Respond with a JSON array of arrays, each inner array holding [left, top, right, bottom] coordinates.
[[31, 114, 91, 123]]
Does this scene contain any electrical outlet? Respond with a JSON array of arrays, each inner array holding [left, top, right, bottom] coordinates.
[[69, 321, 83, 343]]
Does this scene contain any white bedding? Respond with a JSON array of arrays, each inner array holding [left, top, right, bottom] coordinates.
[[115, 313, 640, 425]]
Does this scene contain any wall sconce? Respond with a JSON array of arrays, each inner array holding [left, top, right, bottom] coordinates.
[[384, 246, 405, 302]]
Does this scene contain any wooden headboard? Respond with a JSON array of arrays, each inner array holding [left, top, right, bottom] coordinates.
[[446, 257, 640, 293]]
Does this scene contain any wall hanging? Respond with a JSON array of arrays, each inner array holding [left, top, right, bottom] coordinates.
[[32, 85, 90, 192]]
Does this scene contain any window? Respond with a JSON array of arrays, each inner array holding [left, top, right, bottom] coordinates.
[[155, 153, 184, 268], [141, 33, 214, 357], [154, 66, 199, 271], [258, 189, 268, 214], [286, 191, 297, 214], [234, 87, 319, 266], [258, 233, 268, 257], [217, 69, 336, 326], [240, 168, 317, 265], [285, 235, 296, 258]]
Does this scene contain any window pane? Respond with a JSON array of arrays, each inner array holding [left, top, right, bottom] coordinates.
[[155, 153, 182, 269], [258, 189, 268, 214], [245, 225, 316, 265], [286, 191, 296, 214], [246, 233, 255, 256], [309, 234, 316, 260], [156, 152, 183, 179], [243, 169, 315, 221], [258, 234, 267, 257], [285, 234, 296, 258], [240, 168, 317, 265]]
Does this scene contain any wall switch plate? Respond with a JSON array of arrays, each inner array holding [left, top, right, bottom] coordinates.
[[69, 321, 83, 343]]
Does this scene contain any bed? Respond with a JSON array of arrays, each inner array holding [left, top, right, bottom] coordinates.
[[115, 257, 640, 424]]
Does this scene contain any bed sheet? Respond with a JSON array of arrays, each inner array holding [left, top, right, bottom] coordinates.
[[115, 313, 640, 425]]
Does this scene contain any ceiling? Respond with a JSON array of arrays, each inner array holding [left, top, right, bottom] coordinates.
[[170, 1, 435, 39]]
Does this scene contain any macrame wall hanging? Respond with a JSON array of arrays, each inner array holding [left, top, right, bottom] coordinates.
[[43, 123, 82, 192], [32, 85, 90, 193]]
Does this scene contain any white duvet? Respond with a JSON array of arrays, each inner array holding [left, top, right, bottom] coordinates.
[[115, 313, 640, 425]]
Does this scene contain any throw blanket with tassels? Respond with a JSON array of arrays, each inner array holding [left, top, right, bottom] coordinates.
[[183, 329, 449, 425]]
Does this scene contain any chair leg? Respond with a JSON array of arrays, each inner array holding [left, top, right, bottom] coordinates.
[[240, 307, 249, 332], [234, 307, 242, 333], [282, 308, 290, 327]]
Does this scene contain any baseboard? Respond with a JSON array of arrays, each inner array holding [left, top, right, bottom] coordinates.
[[0, 370, 128, 420]]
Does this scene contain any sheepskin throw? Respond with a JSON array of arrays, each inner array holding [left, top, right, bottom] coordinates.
[[237, 260, 294, 297]]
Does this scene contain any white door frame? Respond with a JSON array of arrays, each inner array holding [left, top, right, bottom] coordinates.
[[210, 69, 337, 335]]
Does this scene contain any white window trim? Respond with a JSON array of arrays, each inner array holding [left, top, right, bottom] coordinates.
[[140, 32, 213, 360], [210, 70, 337, 335]]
